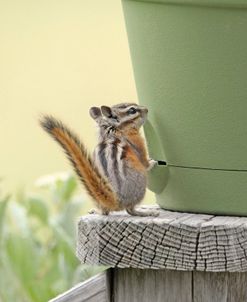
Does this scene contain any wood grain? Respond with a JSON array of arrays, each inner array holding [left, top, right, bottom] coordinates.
[[112, 269, 247, 302], [193, 271, 247, 302], [113, 268, 192, 302], [76, 206, 247, 272], [49, 272, 110, 302]]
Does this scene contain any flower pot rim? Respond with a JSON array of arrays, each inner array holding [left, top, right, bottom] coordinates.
[[122, 0, 247, 9]]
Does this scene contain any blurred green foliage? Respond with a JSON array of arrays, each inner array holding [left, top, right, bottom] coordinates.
[[0, 173, 103, 302]]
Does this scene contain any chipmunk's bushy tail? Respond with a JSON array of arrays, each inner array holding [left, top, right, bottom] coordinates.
[[39, 115, 119, 211]]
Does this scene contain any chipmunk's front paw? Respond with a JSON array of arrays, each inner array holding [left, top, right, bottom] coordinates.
[[147, 159, 158, 171]]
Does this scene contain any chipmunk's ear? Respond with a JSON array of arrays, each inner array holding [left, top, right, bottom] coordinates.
[[89, 107, 101, 120], [101, 106, 112, 118]]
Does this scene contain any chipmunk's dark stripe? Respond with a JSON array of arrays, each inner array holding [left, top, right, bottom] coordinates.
[[98, 143, 109, 178], [126, 138, 143, 163], [111, 141, 122, 190], [119, 146, 127, 177], [120, 146, 127, 160], [113, 103, 137, 110]]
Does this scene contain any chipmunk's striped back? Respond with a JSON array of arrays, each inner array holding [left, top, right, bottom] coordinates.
[[93, 103, 150, 208], [94, 138, 147, 208]]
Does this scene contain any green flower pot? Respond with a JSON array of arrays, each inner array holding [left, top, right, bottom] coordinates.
[[122, 0, 247, 215]]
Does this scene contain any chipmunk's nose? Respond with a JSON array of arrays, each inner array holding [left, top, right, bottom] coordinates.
[[140, 106, 148, 113]]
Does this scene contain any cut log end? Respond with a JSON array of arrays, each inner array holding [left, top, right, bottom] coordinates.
[[76, 206, 247, 272]]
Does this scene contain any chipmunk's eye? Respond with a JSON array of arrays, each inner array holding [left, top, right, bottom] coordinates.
[[127, 107, 137, 115]]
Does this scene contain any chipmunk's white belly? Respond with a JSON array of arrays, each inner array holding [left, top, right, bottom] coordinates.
[[115, 167, 147, 207]]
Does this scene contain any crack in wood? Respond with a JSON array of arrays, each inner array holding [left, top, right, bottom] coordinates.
[[77, 207, 247, 272]]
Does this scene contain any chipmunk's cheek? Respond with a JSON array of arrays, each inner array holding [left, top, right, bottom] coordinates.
[[139, 116, 147, 127], [142, 113, 148, 123]]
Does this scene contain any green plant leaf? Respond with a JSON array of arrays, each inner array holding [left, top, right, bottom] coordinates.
[[27, 195, 49, 224], [58, 196, 84, 237], [0, 173, 103, 301], [59, 175, 77, 202], [0, 195, 10, 238]]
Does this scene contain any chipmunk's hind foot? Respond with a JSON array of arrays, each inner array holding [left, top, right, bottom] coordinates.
[[88, 208, 110, 215]]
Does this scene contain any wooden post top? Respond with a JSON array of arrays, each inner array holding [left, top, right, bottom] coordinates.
[[76, 206, 247, 272]]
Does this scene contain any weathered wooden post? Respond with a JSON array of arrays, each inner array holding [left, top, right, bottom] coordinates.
[[72, 206, 247, 302]]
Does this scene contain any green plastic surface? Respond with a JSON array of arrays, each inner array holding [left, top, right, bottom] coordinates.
[[122, 0, 247, 214]]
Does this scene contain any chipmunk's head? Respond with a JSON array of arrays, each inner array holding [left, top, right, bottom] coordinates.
[[97, 103, 148, 130]]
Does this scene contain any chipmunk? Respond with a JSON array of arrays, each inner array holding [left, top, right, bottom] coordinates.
[[40, 103, 159, 216]]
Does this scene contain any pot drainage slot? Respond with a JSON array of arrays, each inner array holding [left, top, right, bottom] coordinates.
[[156, 160, 247, 172]]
